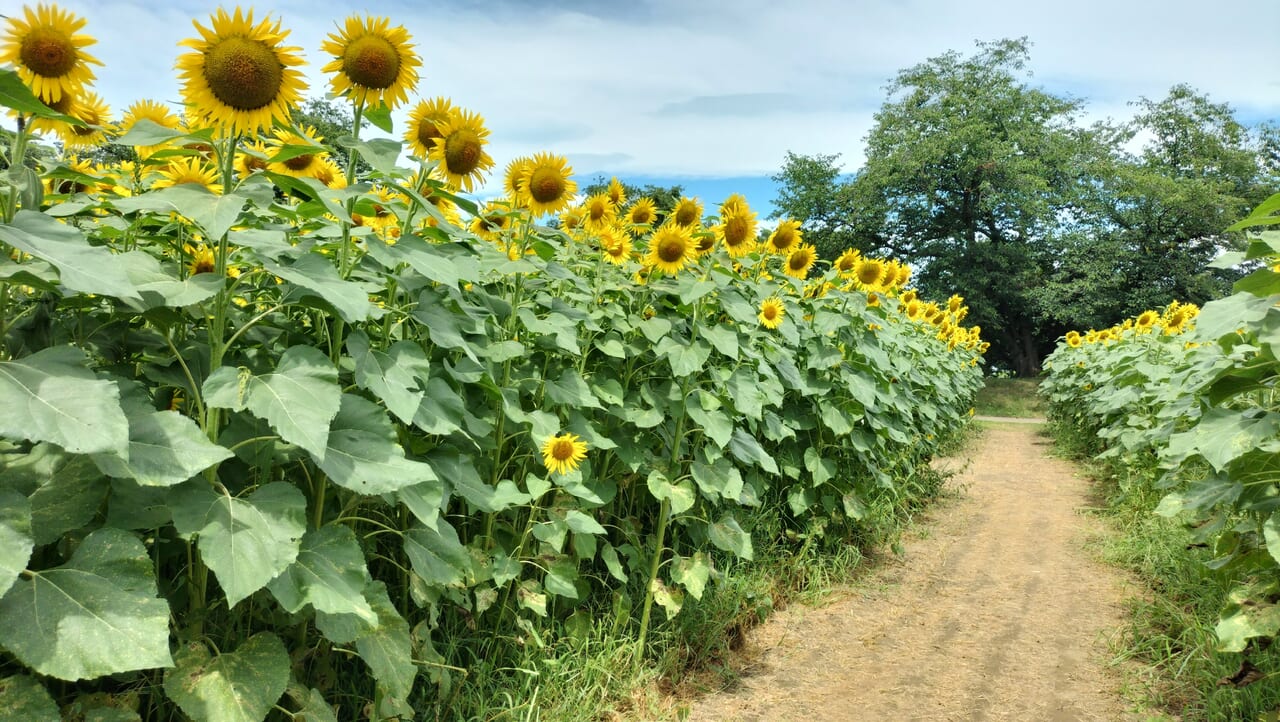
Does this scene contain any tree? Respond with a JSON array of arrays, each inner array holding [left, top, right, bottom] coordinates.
[[580, 176, 685, 216], [292, 97, 371, 175], [769, 152, 865, 259], [848, 38, 1093, 375]]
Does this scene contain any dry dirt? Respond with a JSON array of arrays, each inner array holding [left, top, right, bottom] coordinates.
[[683, 423, 1140, 722]]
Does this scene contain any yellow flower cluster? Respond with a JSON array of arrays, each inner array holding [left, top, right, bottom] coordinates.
[[1061, 300, 1200, 349]]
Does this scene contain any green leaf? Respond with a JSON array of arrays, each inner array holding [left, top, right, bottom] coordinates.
[[370, 233, 473, 287], [726, 368, 764, 419], [1166, 408, 1280, 473], [287, 686, 338, 722], [117, 250, 222, 310], [687, 395, 733, 448], [646, 470, 696, 515], [341, 137, 403, 175], [263, 254, 376, 323], [267, 525, 376, 625], [112, 117, 190, 147], [1215, 583, 1280, 653], [671, 552, 711, 600], [404, 518, 471, 587], [728, 428, 779, 474], [804, 447, 836, 486], [1193, 292, 1273, 341], [413, 300, 480, 361], [708, 514, 754, 560], [1265, 512, 1280, 566], [0, 489, 32, 598], [702, 325, 739, 359], [601, 543, 627, 582], [1, 443, 108, 545], [0, 346, 129, 455], [347, 333, 430, 424], [820, 403, 855, 435], [313, 394, 438, 495], [544, 368, 602, 408], [0, 675, 59, 722], [650, 578, 683, 617], [564, 509, 606, 535], [0, 68, 77, 120], [545, 557, 581, 599], [690, 457, 743, 501], [163, 633, 289, 722], [656, 336, 711, 377], [0, 528, 171, 680], [204, 346, 341, 459], [143, 184, 248, 241], [363, 103, 394, 133], [349, 582, 416, 707], [92, 410, 233, 486], [169, 482, 306, 608], [428, 446, 527, 512]]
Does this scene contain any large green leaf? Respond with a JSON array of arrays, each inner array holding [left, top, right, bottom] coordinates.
[[656, 336, 712, 377], [313, 394, 438, 495], [0, 528, 171, 680], [1216, 583, 1280, 653], [0, 346, 129, 456], [316, 581, 416, 707], [544, 368, 602, 408], [92, 410, 232, 486], [163, 633, 289, 722], [0, 675, 59, 722], [671, 552, 711, 600], [0, 210, 140, 302], [347, 332, 429, 424], [116, 250, 222, 311], [0, 489, 33, 599], [263, 254, 375, 323], [646, 470, 695, 515], [727, 428, 779, 474], [708, 514, 754, 560], [267, 525, 376, 625], [403, 517, 471, 587], [1193, 292, 1274, 342], [204, 346, 341, 459], [0, 68, 77, 119], [1265, 511, 1280, 566], [1166, 408, 1280, 473], [169, 482, 306, 608], [0, 443, 108, 545]]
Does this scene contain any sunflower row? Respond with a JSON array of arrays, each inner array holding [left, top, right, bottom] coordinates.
[[1059, 300, 1200, 348]]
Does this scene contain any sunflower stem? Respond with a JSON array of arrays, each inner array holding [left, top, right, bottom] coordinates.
[[635, 496, 671, 667], [204, 133, 239, 446], [2, 115, 33, 223]]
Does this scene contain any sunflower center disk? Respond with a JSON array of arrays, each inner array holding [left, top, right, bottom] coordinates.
[[789, 255, 808, 272], [658, 237, 686, 264], [725, 218, 748, 246], [551, 440, 576, 461], [342, 35, 400, 89], [528, 168, 565, 203], [444, 130, 482, 174], [205, 37, 284, 111], [675, 208, 697, 226], [21, 29, 77, 77], [284, 153, 314, 171]]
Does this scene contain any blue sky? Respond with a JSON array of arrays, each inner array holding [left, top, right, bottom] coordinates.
[[24, 0, 1280, 219]]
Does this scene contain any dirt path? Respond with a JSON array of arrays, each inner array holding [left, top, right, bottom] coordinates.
[[685, 424, 1136, 722]]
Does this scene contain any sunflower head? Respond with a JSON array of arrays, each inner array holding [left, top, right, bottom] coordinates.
[[717, 206, 758, 258], [176, 7, 308, 134], [1135, 310, 1159, 330], [671, 197, 703, 228], [267, 124, 328, 178], [541, 432, 588, 476], [767, 219, 803, 254], [854, 257, 885, 288], [523, 152, 577, 216], [646, 224, 696, 275], [600, 226, 633, 266], [56, 90, 114, 150], [428, 108, 495, 192], [758, 297, 785, 329], [1, 3, 101, 103], [503, 156, 533, 205], [321, 15, 421, 109], [121, 99, 182, 159], [470, 201, 513, 241], [783, 244, 817, 279], [834, 248, 860, 276], [627, 197, 657, 227], [152, 156, 222, 194], [606, 176, 627, 206], [404, 96, 455, 159]]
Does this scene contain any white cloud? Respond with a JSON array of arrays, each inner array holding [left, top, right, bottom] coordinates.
[[47, 0, 1280, 186]]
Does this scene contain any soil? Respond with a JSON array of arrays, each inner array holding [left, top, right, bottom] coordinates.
[[681, 423, 1140, 722]]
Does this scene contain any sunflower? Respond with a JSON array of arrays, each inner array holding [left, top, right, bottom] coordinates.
[[321, 15, 420, 109], [582, 193, 617, 234], [176, 7, 308, 135], [1065, 331, 1082, 348], [421, 192, 462, 229], [645, 223, 696, 275], [1, 3, 101, 104], [626, 197, 657, 228], [233, 138, 270, 178], [758, 297, 784, 329], [783, 244, 817, 279], [353, 185, 403, 237], [716, 205, 758, 258], [522, 152, 577, 216], [900, 289, 918, 305], [427, 108, 494, 192], [766, 219, 803, 254], [313, 157, 348, 189], [541, 432, 588, 475], [720, 193, 749, 216], [904, 299, 923, 320], [116, 99, 182, 159], [187, 244, 217, 275], [692, 230, 717, 258], [470, 200, 513, 241], [671, 196, 703, 228], [151, 156, 222, 194], [267, 125, 328, 178], [894, 263, 912, 288], [834, 248, 860, 276], [947, 294, 964, 314], [601, 176, 625, 205], [43, 155, 96, 195], [1134, 310, 1159, 331], [559, 204, 584, 233], [854, 257, 885, 288], [56, 90, 113, 149], [403, 96, 454, 159], [503, 156, 533, 205], [600, 226, 633, 265]]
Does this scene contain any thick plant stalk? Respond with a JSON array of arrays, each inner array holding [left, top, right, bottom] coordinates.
[[634, 496, 671, 666]]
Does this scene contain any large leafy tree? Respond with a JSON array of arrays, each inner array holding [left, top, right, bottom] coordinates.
[[847, 38, 1093, 375]]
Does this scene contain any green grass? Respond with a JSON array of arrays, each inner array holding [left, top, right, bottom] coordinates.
[[973, 377, 1046, 417]]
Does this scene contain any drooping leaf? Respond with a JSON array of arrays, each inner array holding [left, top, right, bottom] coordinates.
[[313, 394, 437, 495], [117, 250, 223, 310], [0, 675, 59, 722], [544, 368, 602, 408], [0, 210, 140, 302], [544, 557, 581, 599], [0, 528, 171, 680], [0, 346, 129, 456], [671, 552, 711, 600], [204, 346, 341, 459], [403, 517, 471, 587], [169, 482, 306, 608], [0, 489, 33, 598], [650, 578, 684, 617], [315, 581, 416, 705], [267, 525, 376, 625], [92, 410, 232, 486], [263, 254, 375, 323], [708, 514, 754, 560], [656, 336, 712, 377], [1166, 408, 1280, 473], [347, 332, 429, 424], [163, 633, 289, 722], [728, 428, 779, 474]]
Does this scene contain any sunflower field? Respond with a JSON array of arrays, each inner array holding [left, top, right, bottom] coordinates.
[[0, 6, 985, 720], [1041, 192, 1280, 713]]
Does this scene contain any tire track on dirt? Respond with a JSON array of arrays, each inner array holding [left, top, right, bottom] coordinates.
[[684, 425, 1138, 722]]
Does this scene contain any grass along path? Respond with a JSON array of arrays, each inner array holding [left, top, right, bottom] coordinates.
[[682, 424, 1140, 721]]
